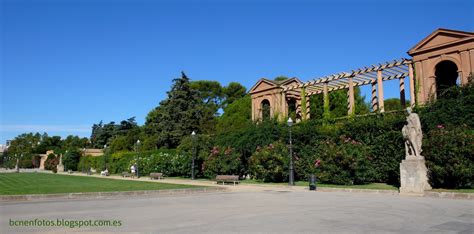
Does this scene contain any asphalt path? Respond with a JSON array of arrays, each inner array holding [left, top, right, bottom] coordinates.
[[1, 190, 473, 233]]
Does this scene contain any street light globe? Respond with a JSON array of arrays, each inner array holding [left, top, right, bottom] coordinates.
[[287, 117, 293, 127], [136, 139, 140, 144], [191, 131, 196, 136]]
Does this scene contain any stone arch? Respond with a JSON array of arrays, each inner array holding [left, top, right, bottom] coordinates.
[[434, 60, 459, 97], [261, 99, 271, 120], [287, 98, 297, 121]]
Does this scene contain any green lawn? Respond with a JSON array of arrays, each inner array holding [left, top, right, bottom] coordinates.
[[0, 173, 202, 195], [431, 188, 474, 193]]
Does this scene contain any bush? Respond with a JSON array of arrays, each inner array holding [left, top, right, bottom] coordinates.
[[337, 113, 406, 185], [203, 146, 241, 178], [78, 149, 191, 177], [44, 153, 59, 172], [296, 136, 372, 185], [129, 151, 190, 177], [63, 150, 81, 171], [177, 134, 214, 178], [78, 155, 101, 173], [19, 157, 34, 169], [424, 126, 474, 188], [249, 141, 288, 182]]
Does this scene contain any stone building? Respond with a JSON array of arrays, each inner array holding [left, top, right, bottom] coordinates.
[[407, 28, 474, 103], [250, 28, 474, 122]]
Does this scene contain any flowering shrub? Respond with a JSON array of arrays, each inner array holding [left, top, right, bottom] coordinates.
[[296, 136, 372, 185], [424, 126, 474, 188], [249, 141, 289, 182], [203, 146, 241, 178], [129, 151, 190, 177], [44, 153, 59, 173]]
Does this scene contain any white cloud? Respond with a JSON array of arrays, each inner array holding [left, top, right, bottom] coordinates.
[[0, 124, 91, 133]]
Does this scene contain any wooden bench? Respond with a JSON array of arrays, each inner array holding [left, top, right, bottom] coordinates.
[[215, 175, 239, 185], [122, 172, 131, 178], [150, 173, 163, 180]]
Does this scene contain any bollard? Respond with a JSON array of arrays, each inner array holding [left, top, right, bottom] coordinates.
[[309, 174, 317, 191]]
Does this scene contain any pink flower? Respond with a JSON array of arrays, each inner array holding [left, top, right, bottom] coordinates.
[[314, 159, 321, 167], [437, 124, 445, 129]]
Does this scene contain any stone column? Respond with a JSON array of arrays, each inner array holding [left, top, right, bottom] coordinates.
[[282, 92, 288, 121], [306, 95, 311, 120], [347, 76, 355, 116], [323, 82, 330, 119], [371, 82, 378, 112], [399, 78, 406, 109], [377, 70, 385, 112], [408, 63, 416, 108]]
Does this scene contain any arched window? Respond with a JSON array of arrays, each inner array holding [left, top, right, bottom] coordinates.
[[435, 60, 459, 97], [287, 98, 297, 121], [261, 99, 271, 120]]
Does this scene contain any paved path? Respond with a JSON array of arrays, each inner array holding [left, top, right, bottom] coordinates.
[[1, 190, 473, 233], [54, 171, 308, 192]]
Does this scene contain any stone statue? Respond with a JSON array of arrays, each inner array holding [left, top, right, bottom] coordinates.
[[399, 108, 431, 194], [402, 108, 423, 159]]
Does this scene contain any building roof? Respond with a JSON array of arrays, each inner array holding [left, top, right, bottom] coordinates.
[[408, 28, 474, 56]]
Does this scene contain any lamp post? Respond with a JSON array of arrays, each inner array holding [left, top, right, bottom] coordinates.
[[135, 140, 140, 178], [191, 131, 196, 180], [287, 117, 295, 186], [64, 150, 68, 172], [103, 144, 107, 170], [82, 148, 86, 174]]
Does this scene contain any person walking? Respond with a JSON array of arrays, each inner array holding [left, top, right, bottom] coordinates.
[[130, 164, 136, 178]]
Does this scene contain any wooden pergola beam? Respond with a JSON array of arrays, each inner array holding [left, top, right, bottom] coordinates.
[[283, 58, 411, 92], [304, 72, 408, 96], [377, 70, 385, 112], [347, 76, 355, 116]]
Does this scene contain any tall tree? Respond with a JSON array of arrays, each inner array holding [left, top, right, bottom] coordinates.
[[217, 95, 252, 134], [145, 72, 203, 148], [223, 82, 247, 107]]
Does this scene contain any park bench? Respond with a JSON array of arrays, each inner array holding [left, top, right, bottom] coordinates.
[[215, 175, 239, 185], [150, 173, 163, 180], [122, 172, 131, 178]]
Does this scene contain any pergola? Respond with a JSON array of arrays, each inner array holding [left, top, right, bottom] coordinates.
[[282, 58, 415, 117]]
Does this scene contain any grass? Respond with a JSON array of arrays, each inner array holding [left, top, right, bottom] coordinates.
[[0, 173, 202, 195], [431, 188, 474, 193], [240, 179, 399, 190]]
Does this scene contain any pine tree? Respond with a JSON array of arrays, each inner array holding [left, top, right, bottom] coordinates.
[[145, 72, 203, 148]]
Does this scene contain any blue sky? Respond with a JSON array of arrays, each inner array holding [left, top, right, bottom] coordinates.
[[1, 0, 473, 143]]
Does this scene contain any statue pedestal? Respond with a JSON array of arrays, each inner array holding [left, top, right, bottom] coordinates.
[[400, 157, 431, 195], [57, 164, 64, 172]]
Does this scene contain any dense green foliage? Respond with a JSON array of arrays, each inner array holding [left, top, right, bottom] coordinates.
[[249, 141, 288, 182], [310, 87, 369, 119], [203, 146, 241, 178], [1, 132, 89, 169], [63, 149, 81, 171], [78, 149, 190, 177], [216, 95, 252, 134], [418, 79, 474, 188]]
